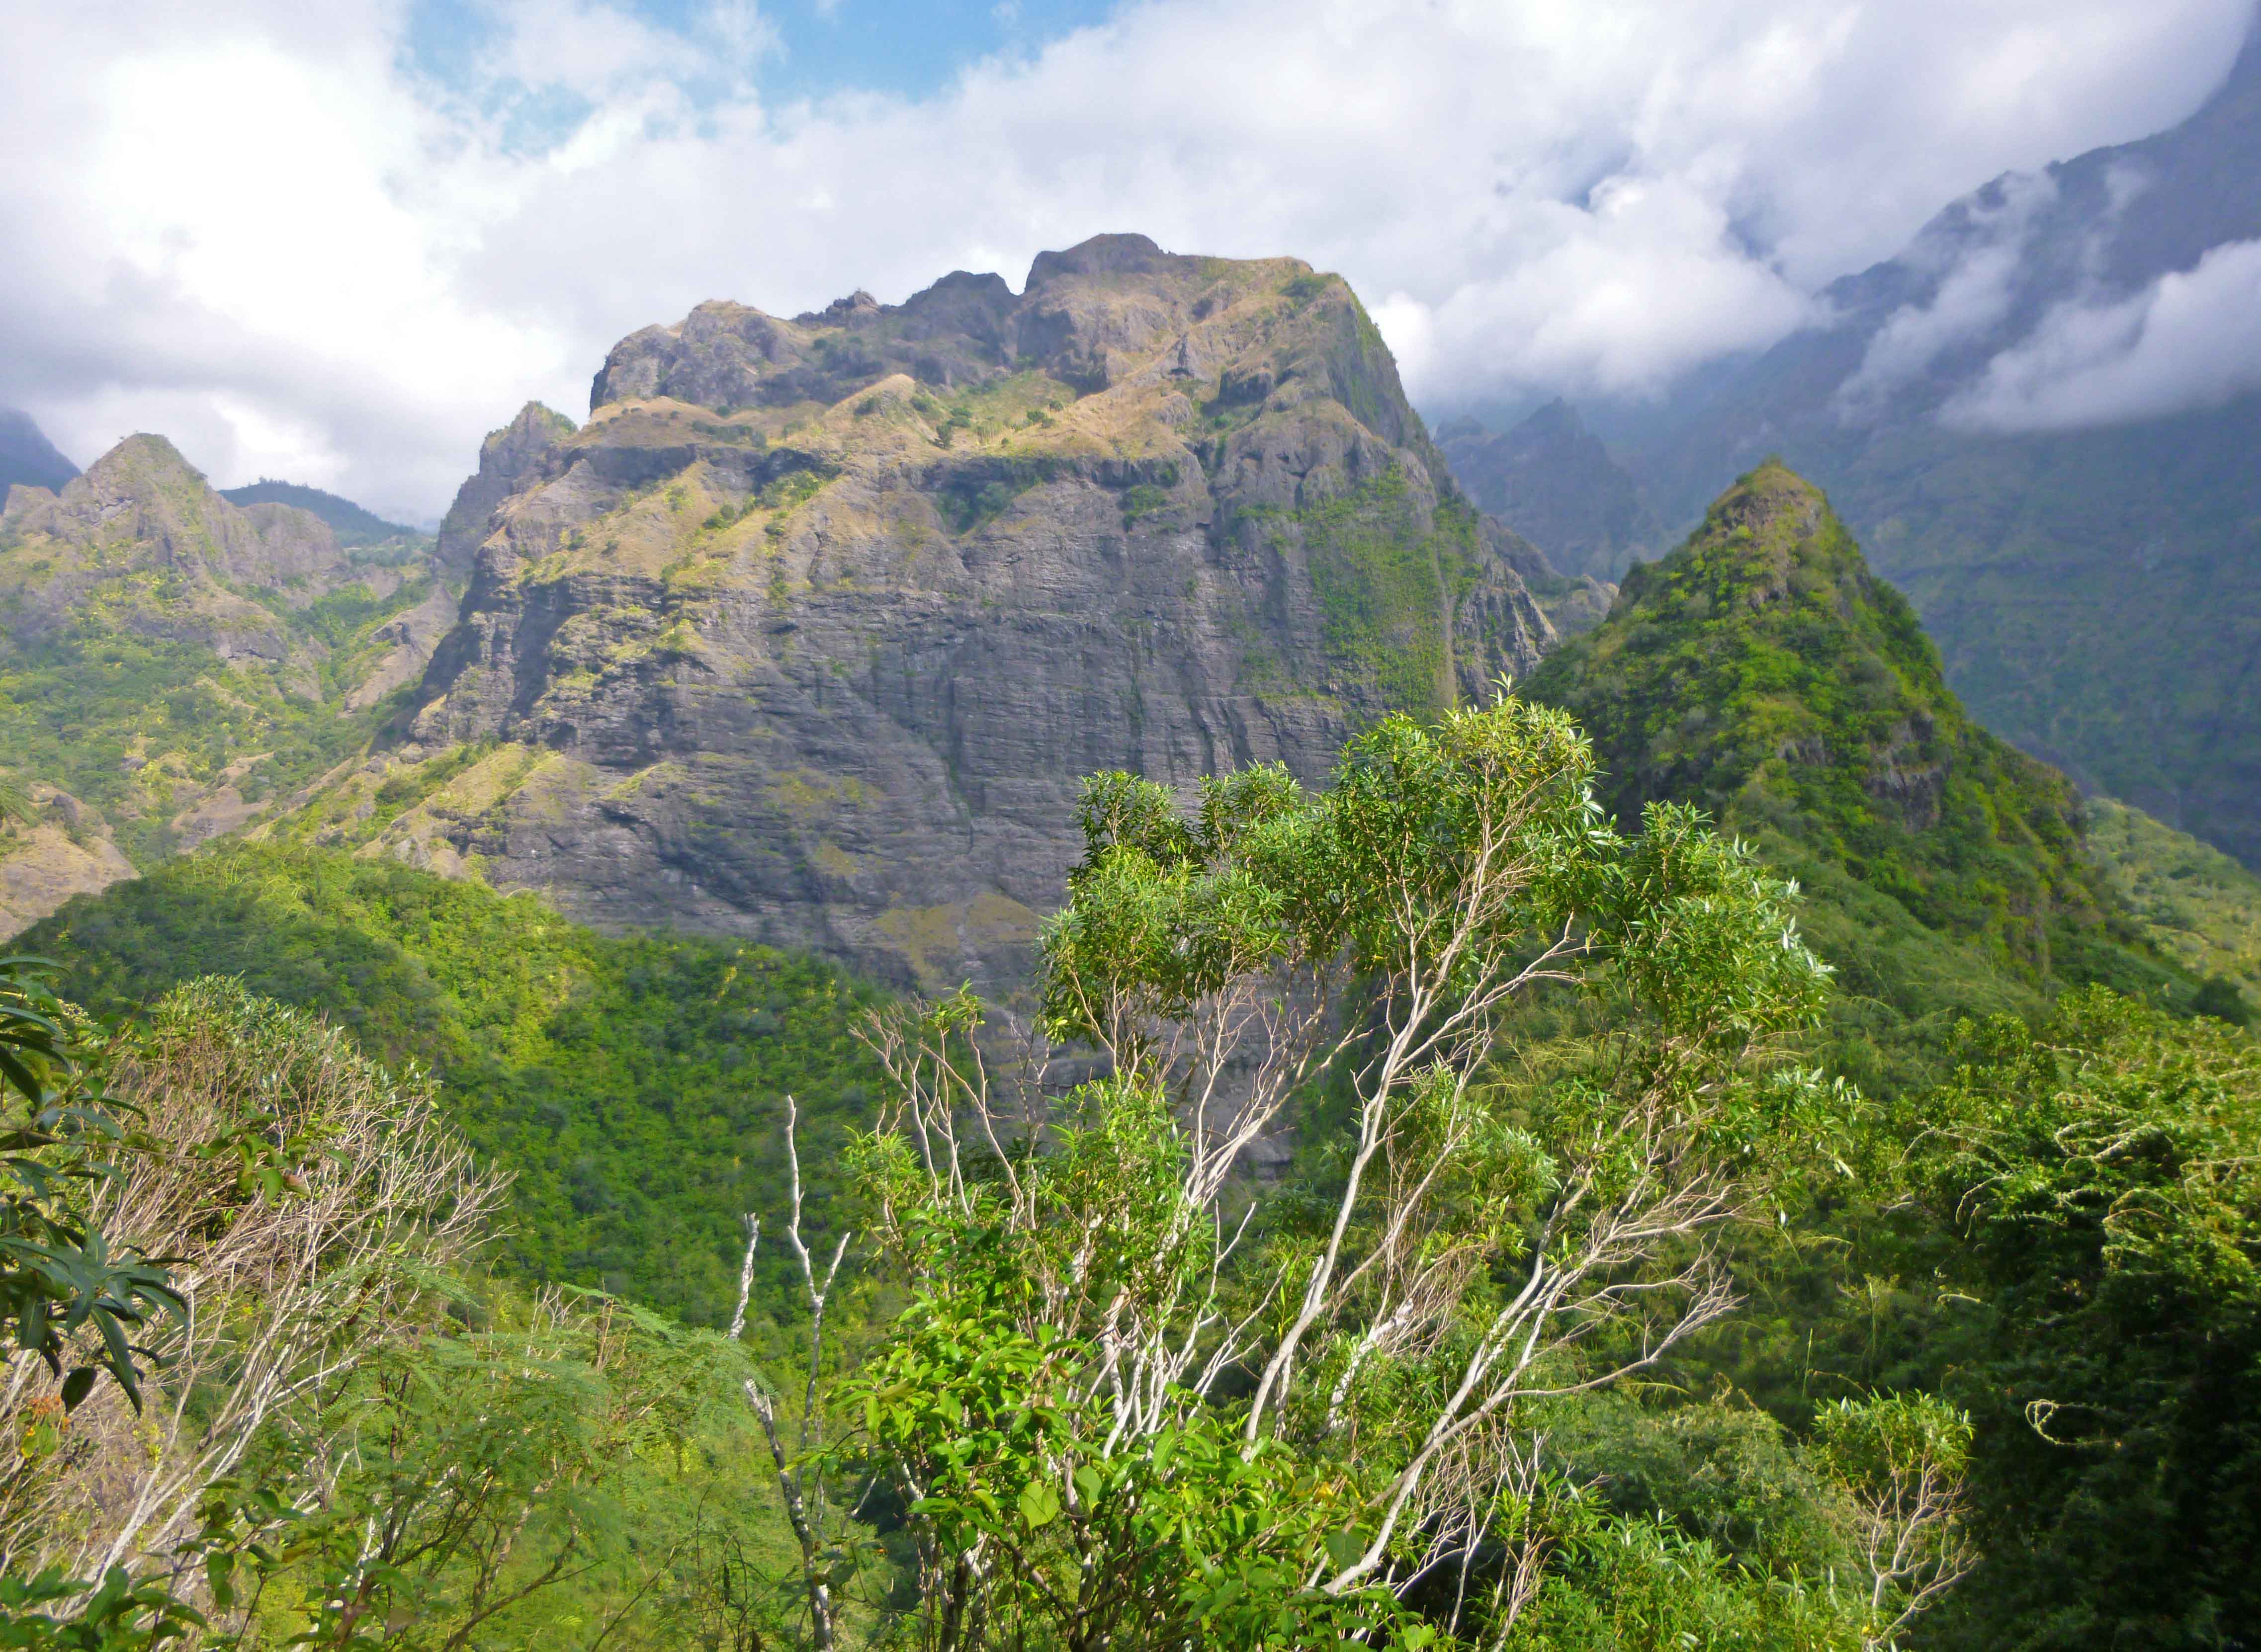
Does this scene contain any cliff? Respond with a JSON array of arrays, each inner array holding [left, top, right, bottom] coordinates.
[[272, 234, 1594, 991]]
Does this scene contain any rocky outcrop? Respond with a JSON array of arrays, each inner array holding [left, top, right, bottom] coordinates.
[[0, 786, 135, 938], [305, 235, 1573, 992], [435, 405, 577, 575]]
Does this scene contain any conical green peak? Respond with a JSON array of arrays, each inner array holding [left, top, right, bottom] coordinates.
[[1525, 461, 2106, 975], [83, 432, 210, 496], [1611, 458, 1861, 628]]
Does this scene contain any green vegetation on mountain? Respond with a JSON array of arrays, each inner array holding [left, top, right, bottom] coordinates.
[[21, 844, 884, 1323], [1523, 460, 2195, 1092], [1886, 991, 2261, 1648], [0, 436, 449, 878], [5, 629, 2259, 1649], [1511, 462, 2261, 1650], [1235, 468, 1485, 715], [0, 624, 401, 867], [2086, 793, 2261, 1020]]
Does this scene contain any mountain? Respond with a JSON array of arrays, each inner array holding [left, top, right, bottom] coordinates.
[[263, 233, 1601, 993], [0, 409, 76, 496], [1622, 30, 2261, 869], [219, 479, 423, 547], [1523, 460, 2200, 1086], [0, 434, 454, 900], [1438, 401, 1662, 580]]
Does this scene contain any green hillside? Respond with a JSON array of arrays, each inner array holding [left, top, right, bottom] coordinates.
[[22, 844, 884, 1323], [1522, 460, 2195, 1089], [0, 436, 448, 871]]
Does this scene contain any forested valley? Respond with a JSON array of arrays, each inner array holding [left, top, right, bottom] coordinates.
[[0, 460, 2253, 1652]]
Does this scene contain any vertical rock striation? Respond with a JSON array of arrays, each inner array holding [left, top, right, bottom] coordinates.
[[308, 236, 1570, 991]]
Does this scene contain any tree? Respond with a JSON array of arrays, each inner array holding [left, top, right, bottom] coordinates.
[[843, 693, 1843, 1645], [1810, 1393, 1975, 1645], [1904, 990, 2261, 1650], [0, 980, 502, 1586]]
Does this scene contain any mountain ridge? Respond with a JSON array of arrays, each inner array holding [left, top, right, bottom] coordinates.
[[220, 479, 424, 548], [0, 433, 452, 901], [1439, 400, 1662, 581], [261, 233, 1602, 993], [0, 409, 76, 497]]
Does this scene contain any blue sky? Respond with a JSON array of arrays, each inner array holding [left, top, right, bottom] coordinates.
[[405, 0, 1122, 116]]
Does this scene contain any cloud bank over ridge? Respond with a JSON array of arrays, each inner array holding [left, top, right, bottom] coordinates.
[[0, 0, 2251, 517]]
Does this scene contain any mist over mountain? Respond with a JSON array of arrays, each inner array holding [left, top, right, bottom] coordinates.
[[1528, 27, 2261, 869]]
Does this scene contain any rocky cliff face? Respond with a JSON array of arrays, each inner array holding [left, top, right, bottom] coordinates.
[[1439, 402, 1662, 582], [285, 235, 1583, 992], [0, 435, 449, 866]]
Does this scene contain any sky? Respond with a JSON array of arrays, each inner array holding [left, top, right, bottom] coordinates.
[[1, 0, 2254, 521]]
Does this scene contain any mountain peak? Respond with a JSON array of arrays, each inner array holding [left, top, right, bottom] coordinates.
[[1691, 457, 1827, 569], [84, 431, 205, 491], [1525, 461, 2104, 970], [1023, 232, 1174, 288]]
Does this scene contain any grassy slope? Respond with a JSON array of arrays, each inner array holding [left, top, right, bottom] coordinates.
[[2087, 793, 2261, 1016], [0, 566, 433, 865], [23, 845, 886, 1324]]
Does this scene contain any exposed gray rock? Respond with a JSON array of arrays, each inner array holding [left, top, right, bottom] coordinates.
[[331, 237, 1566, 993]]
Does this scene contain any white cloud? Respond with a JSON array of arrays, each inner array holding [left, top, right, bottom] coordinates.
[[1945, 236, 2261, 431], [0, 0, 2250, 516], [1831, 173, 2059, 417]]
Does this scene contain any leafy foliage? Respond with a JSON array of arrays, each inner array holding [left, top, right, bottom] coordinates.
[[1899, 991, 2261, 1649], [0, 960, 178, 1412], [20, 846, 885, 1325]]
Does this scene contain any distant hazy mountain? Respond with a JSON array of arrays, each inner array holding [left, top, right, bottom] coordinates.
[[1622, 27, 2261, 869], [1438, 401, 1662, 581], [219, 479, 421, 547], [0, 410, 77, 496]]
